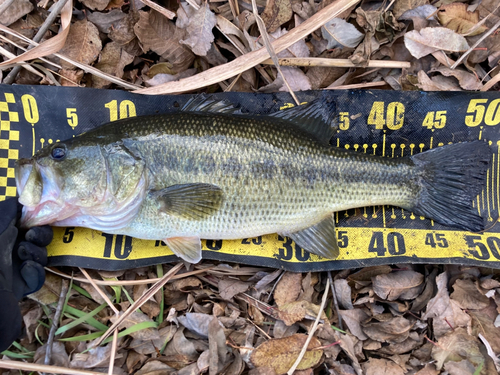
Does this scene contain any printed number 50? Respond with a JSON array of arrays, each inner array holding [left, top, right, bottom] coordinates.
[[465, 99, 500, 127]]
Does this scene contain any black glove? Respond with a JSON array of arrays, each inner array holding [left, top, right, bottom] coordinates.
[[0, 198, 52, 353]]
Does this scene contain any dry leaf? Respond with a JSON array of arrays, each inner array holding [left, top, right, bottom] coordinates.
[[430, 67, 483, 91], [278, 300, 327, 326], [259, 66, 312, 92], [251, 334, 323, 374], [432, 328, 484, 370], [87, 9, 127, 33], [274, 272, 302, 308], [208, 316, 227, 375], [178, 313, 222, 338], [136, 360, 176, 375], [339, 308, 370, 340], [70, 346, 114, 369], [422, 272, 471, 338], [334, 279, 353, 310], [92, 42, 134, 89], [35, 342, 69, 368], [0, 0, 33, 26], [393, 0, 429, 20], [81, 0, 110, 11], [404, 27, 469, 58], [362, 316, 413, 344], [261, 0, 293, 33], [437, 3, 487, 37], [144, 68, 198, 87], [321, 18, 364, 49], [372, 270, 424, 301], [59, 19, 102, 70], [178, 2, 217, 56], [60, 68, 84, 87], [444, 360, 476, 375], [135, 10, 194, 73], [417, 70, 462, 91], [450, 278, 490, 309], [219, 278, 252, 300], [362, 357, 405, 375]]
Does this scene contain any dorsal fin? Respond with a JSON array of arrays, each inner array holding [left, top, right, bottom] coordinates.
[[181, 94, 242, 114], [267, 98, 336, 144]]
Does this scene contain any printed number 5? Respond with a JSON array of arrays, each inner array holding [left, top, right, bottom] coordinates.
[[67, 108, 78, 129], [465, 99, 487, 127]]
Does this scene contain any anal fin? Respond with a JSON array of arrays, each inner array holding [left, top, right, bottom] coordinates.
[[164, 236, 202, 263], [280, 215, 339, 259]]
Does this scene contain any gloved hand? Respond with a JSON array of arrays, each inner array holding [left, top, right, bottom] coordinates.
[[0, 198, 52, 353]]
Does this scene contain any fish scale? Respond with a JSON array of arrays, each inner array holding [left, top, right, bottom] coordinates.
[[103, 112, 416, 240], [16, 97, 492, 263]]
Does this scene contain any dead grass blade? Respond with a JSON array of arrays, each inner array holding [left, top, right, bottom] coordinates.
[[326, 81, 388, 90], [135, 0, 362, 94], [261, 57, 411, 68], [0, 360, 106, 375], [481, 72, 500, 91], [0, 0, 72, 67], [46, 265, 212, 286], [286, 277, 330, 375], [92, 263, 184, 347], [79, 268, 120, 315], [251, 0, 299, 105], [0, 24, 140, 90]]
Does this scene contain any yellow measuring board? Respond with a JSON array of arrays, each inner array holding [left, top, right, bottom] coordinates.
[[0, 85, 498, 271]]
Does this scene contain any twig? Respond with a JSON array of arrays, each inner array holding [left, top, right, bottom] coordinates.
[[328, 272, 343, 330], [251, 0, 299, 105], [3, 0, 71, 84], [287, 278, 330, 375], [326, 81, 387, 90], [451, 17, 500, 69], [79, 268, 119, 315], [135, 0, 362, 94], [139, 0, 175, 19], [108, 330, 119, 375], [92, 263, 184, 347], [261, 57, 411, 68], [0, 0, 16, 17], [46, 265, 211, 286], [0, 360, 106, 375], [44, 279, 69, 367], [481, 71, 500, 91]]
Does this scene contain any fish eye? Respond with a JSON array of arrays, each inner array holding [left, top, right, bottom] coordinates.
[[51, 145, 66, 160]]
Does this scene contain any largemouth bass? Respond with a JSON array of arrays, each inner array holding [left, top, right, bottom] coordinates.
[[15, 97, 492, 263]]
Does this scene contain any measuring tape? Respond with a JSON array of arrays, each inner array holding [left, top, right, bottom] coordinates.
[[0, 85, 498, 271]]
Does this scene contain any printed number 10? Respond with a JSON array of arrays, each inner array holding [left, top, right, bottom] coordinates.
[[104, 100, 137, 122]]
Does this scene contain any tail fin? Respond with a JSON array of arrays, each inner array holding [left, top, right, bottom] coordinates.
[[409, 141, 492, 232]]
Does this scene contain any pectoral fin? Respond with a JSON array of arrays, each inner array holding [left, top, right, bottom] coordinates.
[[280, 215, 339, 259], [164, 236, 202, 263], [151, 183, 223, 220]]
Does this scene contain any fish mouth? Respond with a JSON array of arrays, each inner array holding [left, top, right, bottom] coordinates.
[[15, 159, 69, 228]]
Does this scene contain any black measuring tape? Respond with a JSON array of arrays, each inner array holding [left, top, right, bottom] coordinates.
[[0, 84, 498, 271]]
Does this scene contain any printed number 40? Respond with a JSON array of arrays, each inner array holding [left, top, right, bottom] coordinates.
[[367, 101, 405, 130]]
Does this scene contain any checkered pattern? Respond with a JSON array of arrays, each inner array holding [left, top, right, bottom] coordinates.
[[0, 93, 19, 201]]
